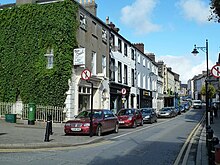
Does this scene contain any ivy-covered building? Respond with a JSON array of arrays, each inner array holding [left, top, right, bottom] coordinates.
[[0, 0, 110, 120]]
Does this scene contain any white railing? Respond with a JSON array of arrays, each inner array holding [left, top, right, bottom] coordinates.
[[0, 102, 66, 123]]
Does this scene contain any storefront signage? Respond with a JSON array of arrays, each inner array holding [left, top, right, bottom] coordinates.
[[143, 91, 151, 96]]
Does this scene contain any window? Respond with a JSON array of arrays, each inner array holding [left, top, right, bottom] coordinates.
[[131, 49, 135, 60], [92, 21, 97, 36], [80, 13, 87, 30], [137, 72, 140, 87], [110, 34, 115, 47], [45, 48, 54, 69], [118, 38, 122, 52], [102, 55, 106, 76], [137, 53, 140, 63], [124, 65, 127, 84], [118, 61, 122, 83], [109, 58, 115, 81], [124, 43, 127, 56], [143, 58, 146, 67], [91, 51, 96, 75], [102, 28, 107, 42], [143, 75, 146, 88], [131, 69, 135, 87]]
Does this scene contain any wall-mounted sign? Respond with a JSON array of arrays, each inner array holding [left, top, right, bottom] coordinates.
[[81, 69, 91, 81], [74, 48, 85, 66], [143, 91, 151, 96], [211, 64, 220, 78]]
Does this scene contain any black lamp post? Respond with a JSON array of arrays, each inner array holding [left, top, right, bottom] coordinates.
[[191, 39, 209, 126]]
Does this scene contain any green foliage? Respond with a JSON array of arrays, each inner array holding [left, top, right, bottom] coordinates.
[[200, 84, 216, 98], [0, 0, 79, 106], [209, 0, 220, 22]]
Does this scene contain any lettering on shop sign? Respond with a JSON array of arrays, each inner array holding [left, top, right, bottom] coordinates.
[[143, 91, 151, 96]]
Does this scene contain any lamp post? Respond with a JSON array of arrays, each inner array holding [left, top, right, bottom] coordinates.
[[191, 39, 209, 126]]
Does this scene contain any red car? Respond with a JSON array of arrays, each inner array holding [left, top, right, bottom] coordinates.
[[64, 109, 119, 136], [117, 108, 143, 128]]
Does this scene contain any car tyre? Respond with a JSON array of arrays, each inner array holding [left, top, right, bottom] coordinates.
[[114, 123, 119, 133], [96, 125, 102, 136]]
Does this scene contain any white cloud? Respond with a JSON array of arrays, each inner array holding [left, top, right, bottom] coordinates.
[[156, 55, 214, 84], [178, 0, 210, 24], [120, 0, 161, 35]]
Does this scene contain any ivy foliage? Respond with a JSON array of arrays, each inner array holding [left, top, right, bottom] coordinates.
[[0, 0, 79, 106]]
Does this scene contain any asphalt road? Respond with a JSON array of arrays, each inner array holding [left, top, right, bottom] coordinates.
[[0, 108, 205, 165]]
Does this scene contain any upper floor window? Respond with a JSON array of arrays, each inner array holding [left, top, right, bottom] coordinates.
[[118, 38, 122, 52], [143, 58, 146, 67], [110, 34, 115, 47], [109, 58, 115, 81], [124, 65, 128, 84], [102, 28, 107, 42], [102, 55, 106, 76], [45, 48, 54, 69], [118, 61, 122, 83], [131, 49, 135, 60], [131, 69, 135, 87], [124, 43, 127, 56], [80, 13, 87, 30], [91, 51, 96, 75], [137, 53, 140, 63], [92, 21, 97, 36]]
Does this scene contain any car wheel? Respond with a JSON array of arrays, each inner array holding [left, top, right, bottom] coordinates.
[[114, 123, 119, 133], [132, 120, 137, 128], [96, 125, 102, 136]]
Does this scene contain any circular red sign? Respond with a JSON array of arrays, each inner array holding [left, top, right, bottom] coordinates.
[[81, 69, 91, 80], [121, 88, 127, 95], [211, 64, 220, 78]]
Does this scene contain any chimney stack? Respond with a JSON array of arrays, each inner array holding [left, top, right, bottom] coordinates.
[[134, 43, 144, 53], [79, 0, 97, 16]]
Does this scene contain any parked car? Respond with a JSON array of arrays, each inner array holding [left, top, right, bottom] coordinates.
[[117, 108, 143, 128], [140, 108, 157, 124], [158, 107, 176, 118], [64, 109, 119, 136], [192, 100, 202, 109]]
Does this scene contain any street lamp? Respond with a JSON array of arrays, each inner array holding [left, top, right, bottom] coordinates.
[[191, 39, 209, 126]]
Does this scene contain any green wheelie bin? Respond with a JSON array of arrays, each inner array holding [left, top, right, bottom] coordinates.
[[28, 103, 36, 125]]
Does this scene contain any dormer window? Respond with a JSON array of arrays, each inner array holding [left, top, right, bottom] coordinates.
[[45, 49, 54, 69]]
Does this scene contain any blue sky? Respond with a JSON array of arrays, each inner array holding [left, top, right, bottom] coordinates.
[[1, 0, 220, 84]]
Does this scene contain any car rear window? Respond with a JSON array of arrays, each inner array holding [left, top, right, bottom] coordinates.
[[118, 109, 135, 116]]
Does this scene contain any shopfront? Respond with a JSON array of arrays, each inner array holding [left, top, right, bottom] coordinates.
[[110, 82, 130, 113], [139, 89, 153, 108]]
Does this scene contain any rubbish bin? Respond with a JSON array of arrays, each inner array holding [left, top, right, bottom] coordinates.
[[5, 114, 17, 123], [28, 103, 36, 125]]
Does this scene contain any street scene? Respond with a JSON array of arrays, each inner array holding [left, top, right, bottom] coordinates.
[[0, 0, 220, 165]]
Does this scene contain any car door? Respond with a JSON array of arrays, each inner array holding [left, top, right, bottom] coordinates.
[[103, 110, 115, 132], [135, 109, 142, 124]]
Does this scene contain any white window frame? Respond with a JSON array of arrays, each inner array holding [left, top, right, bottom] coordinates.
[[102, 55, 106, 76], [45, 48, 54, 69], [91, 51, 97, 75], [80, 13, 87, 30]]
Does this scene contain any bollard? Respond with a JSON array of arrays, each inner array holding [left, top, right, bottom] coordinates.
[[215, 144, 220, 165], [44, 115, 52, 142], [209, 137, 219, 165], [207, 128, 214, 148]]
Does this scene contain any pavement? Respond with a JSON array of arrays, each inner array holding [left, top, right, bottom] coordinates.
[[0, 119, 103, 149]]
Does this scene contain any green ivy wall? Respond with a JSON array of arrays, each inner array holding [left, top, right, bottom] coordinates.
[[0, 0, 79, 107]]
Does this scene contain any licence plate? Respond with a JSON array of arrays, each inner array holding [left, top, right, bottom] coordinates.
[[119, 121, 124, 124], [71, 128, 81, 131]]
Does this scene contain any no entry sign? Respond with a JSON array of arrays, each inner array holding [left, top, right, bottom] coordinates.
[[81, 69, 91, 80], [211, 64, 220, 78]]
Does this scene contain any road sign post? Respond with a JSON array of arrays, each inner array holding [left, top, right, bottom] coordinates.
[[81, 69, 93, 137]]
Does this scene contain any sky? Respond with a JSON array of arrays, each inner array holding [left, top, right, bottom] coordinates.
[[1, 0, 220, 84]]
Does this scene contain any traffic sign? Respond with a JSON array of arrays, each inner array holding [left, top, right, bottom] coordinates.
[[121, 88, 127, 95], [81, 69, 91, 80], [211, 64, 220, 78]]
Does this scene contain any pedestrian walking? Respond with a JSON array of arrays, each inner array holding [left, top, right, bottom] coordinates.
[[213, 103, 218, 118]]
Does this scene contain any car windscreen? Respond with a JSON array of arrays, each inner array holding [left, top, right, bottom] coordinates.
[[118, 109, 135, 116], [160, 108, 170, 111], [76, 111, 102, 119], [141, 109, 152, 114]]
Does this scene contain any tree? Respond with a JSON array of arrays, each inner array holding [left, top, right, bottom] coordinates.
[[200, 84, 216, 98], [209, 0, 220, 22]]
